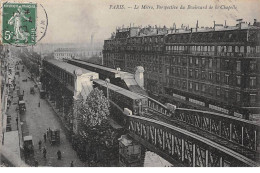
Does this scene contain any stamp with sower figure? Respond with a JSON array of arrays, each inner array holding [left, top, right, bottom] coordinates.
[[2, 3, 37, 45]]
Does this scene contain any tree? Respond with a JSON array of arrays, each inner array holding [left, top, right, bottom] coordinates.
[[76, 88, 112, 163], [78, 88, 110, 128]]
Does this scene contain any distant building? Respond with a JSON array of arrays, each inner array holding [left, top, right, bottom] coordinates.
[[54, 47, 102, 61], [103, 20, 260, 119]]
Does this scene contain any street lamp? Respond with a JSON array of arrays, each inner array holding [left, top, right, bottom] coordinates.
[[105, 78, 110, 100], [62, 96, 65, 117]]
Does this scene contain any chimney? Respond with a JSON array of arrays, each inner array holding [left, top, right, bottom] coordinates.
[[196, 20, 198, 32], [91, 34, 94, 50], [225, 20, 227, 27], [213, 21, 216, 30]]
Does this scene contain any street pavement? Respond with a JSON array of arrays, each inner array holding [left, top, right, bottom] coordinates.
[[17, 65, 87, 167]]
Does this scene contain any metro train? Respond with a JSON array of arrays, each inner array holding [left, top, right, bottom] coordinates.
[[93, 79, 148, 115]]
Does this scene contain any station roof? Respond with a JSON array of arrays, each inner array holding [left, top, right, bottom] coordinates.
[[46, 59, 94, 75], [94, 79, 145, 100], [70, 59, 133, 78]]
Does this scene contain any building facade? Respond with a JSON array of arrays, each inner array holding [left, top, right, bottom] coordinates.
[[103, 21, 260, 118], [54, 47, 102, 61]]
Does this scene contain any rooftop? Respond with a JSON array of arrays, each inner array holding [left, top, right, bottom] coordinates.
[[108, 19, 260, 39], [71, 59, 134, 78], [93, 79, 146, 100], [46, 59, 94, 75]]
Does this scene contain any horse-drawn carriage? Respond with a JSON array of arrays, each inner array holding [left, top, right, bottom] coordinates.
[[23, 136, 34, 158], [30, 87, 35, 94], [48, 129, 60, 145], [18, 100, 26, 113]]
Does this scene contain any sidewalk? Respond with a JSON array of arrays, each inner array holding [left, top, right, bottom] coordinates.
[[45, 98, 72, 136]]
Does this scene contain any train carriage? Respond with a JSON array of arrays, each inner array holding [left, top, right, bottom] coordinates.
[[93, 79, 148, 115]]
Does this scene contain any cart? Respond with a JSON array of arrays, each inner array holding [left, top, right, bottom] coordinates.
[[49, 129, 60, 145], [40, 90, 46, 99], [30, 87, 35, 94], [23, 136, 34, 158], [19, 100, 26, 113]]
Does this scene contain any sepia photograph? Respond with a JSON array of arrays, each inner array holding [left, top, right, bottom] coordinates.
[[0, 0, 260, 168]]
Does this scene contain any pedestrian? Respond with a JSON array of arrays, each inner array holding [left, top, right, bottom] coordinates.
[[44, 133, 47, 143], [46, 129, 49, 138], [57, 150, 61, 160], [43, 147, 47, 158], [38, 140, 42, 150], [38, 101, 40, 107], [34, 160, 38, 167], [23, 90, 24, 95], [70, 161, 74, 167]]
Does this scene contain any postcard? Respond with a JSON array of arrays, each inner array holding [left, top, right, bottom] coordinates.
[[0, 0, 260, 168]]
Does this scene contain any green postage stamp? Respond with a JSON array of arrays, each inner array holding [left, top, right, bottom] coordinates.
[[2, 3, 37, 45]]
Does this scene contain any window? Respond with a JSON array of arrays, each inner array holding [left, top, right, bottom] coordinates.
[[189, 69, 193, 78], [183, 68, 187, 76], [224, 74, 229, 84], [209, 72, 213, 80], [216, 87, 220, 96], [236, 92, 241, 102], [250, 77, 256, 87], [225, 60, 229, 69], [224, 90, 229, 99], [195, 58, 199, 65], [189, 82, 193, 89], [208, 85, 213, 95], [177, 79, 181, 88], [236, 61, 241, 72], [247, 46, 250, 53], [209, 59, 213, 68], [202, 58, 206, 66], [211, 46, 215, 52], [216, 73, 220, 82], [178, 57, 181, 64], [216, 59, 220, 69], [177, 68, 181, 76], [201, 71, 206, 79], [250, 94, 257, 104], [237, 76, 241, 86], [257, 46, 260, 53], [182, 81, 187, 89], [195, 70, 199, 79], [250, 61, 256, 71], [235, 46, 239, 53], [189, 57, 193, 65], [195, 83, 199, 91], [202, 84, 206, 92], [228, 46, 232, 52], [240, 46, 244, 53], [182, 57, 187, 65]]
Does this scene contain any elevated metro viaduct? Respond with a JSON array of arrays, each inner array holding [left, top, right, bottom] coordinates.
[[41, 59, 260, 167], [41, 59, 99, 132], [67, 59, 148, 96], [93, 79, 260, 167]]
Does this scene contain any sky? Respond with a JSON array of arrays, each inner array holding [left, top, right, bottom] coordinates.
[[1, 0, 260, 44]]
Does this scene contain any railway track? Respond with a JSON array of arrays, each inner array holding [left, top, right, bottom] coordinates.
[[145, 109, 259, 162]]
